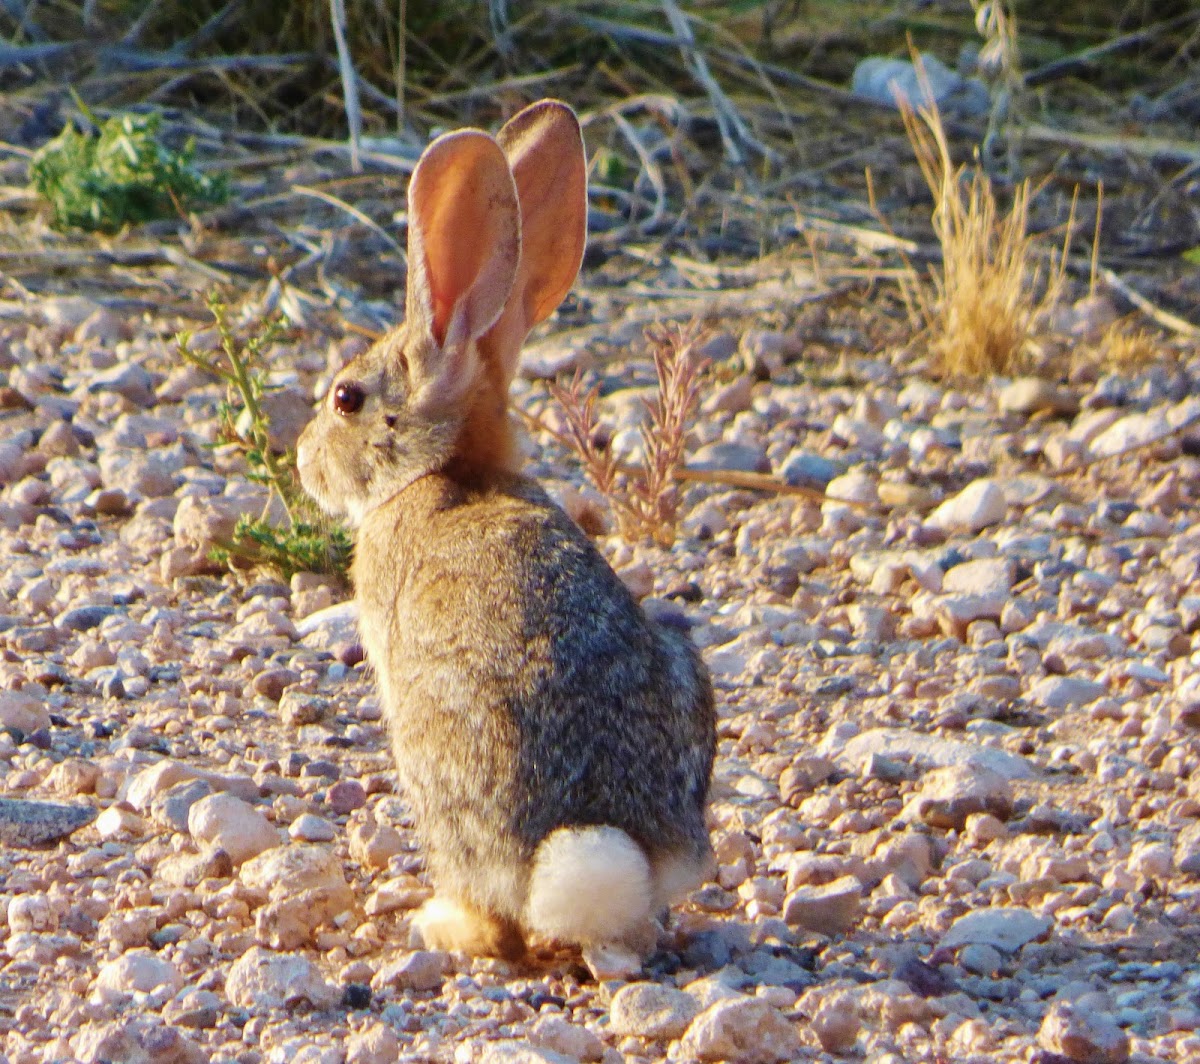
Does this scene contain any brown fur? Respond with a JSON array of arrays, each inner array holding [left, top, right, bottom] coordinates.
[[297, 101, 715, 961]]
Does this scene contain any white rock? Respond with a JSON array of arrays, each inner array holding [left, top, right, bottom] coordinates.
[[528, 1015, 604, 1062], [1089, 411, 1170, 459], [680, 997, 803, 1064], [939, 907, 1051, 953], [371, 950, 449, 992], [943, 557, 1013, 596], [609, 981, 700, 1039], [346, 1023, 400, 1064], [241, 844, 354, 916], [1029, 676, 1106, 709], [188, 793, 279, 866], [93, 950, 181, 1001], [838, 727, 1036, 781], [927, 479, 1007, 534], [461, 1042, 578, 1064], [225, 946, 339, 1010], [288, 813, 336, 842]]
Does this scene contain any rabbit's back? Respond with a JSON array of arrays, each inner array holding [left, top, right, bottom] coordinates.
[[355, 473, 714, 901]]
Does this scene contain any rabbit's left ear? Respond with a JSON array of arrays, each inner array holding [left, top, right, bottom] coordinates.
[[404, 128, 520, 409], [481, 100, 588, 387]]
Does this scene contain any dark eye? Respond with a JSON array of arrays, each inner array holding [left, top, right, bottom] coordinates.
[[332, 381, 365, 416]]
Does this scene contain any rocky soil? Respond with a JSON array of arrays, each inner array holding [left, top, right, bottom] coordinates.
[[1, 291, 1199, 1064]]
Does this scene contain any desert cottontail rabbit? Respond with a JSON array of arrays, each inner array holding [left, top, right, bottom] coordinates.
[[297, 100, 715, 974]]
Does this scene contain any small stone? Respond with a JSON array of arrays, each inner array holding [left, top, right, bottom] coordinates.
[[1029, 676, 1107, 709], [327, 778, 366, 815], [466, 1042, 578, 1064], [782, 875, 862, 934], [167, 989, 222, 1030], [959, 942, 1003, 975], [609, 981, 700, 1039], [942, 557, 1013, 596], [0, 689, 52, 733], [225, 946, 340, 1010], [372, 950, 449, 992], [998, 378, 1078, 417], [95, 805, 145, 839], [690, 441, 769, 474], [907, 764, 1013, 830], [347, 1022, 401, 1064], [1038, 1000, 1130, 1063], [349, 817, 405, 870], [680, 996, 803, 1064], [279, 690, 332, 727], [926, 479, 1007, 535], [56, 604, 116, 632], [241, 844, 354, 916], [253, 667, 300, 702], [93, 950, 182, 1002], [780, 450, 837, 490], [0, 797, 96, 846], [528, 1015, 605, 1062], [188, 793, 280, 866], [838, 727, 1036, 781], [939, 907, 1051, 954], [1089, 411, 1171, 459], [289, 813, 336, 842]]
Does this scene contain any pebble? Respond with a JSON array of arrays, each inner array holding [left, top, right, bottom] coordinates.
[[0, 797, 96, 846], [926, 479, 1007, 534], [837, 727, 1037, 781], [346, 1023, 401, 1064], [372, 950, 449, 992], [527, 1015, 605, 1061], [940, 908, 1052, 953], [1038, 1000, 1130, 1063], [782, 875, 863, 934], [225, 946, 340, 1010], [188, 792, 280, 865], [907, 764, 1014, 830], [679, 996, 803, 1064], [289, 813, 336, 842], [92, 950, 182, 1002], [609, 981, 699, 1039]]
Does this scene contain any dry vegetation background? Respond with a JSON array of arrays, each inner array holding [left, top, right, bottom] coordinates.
[[0, 0, 1197, 368]]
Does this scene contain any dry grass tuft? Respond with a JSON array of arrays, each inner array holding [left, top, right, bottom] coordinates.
[[547, 322, 707, 547], [1098, 321, 1159, 368], [895, 60, 1071, 378]]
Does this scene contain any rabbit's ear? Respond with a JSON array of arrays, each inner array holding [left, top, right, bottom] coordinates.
[[406, 129, 520, 400], [482, 100, 587, 386]]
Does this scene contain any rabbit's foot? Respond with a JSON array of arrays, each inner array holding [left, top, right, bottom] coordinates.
[[414, 896, 525, 960]]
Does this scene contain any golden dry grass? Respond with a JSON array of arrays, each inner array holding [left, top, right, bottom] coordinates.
[[895, 62, 1071, 378]]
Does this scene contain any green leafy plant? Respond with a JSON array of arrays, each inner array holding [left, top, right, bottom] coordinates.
[[177, 295, 351, 580], [29, 109, 227, 232]]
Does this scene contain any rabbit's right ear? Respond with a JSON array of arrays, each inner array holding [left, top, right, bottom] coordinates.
[[405, 130, 521, 407], [482, 100, 587, 389]]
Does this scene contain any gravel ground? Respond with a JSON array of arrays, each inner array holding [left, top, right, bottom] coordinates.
[[1, 292, 1199, 1064]]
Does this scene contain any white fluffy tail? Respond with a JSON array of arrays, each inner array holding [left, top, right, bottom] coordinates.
[[524, 826, 652, 947]]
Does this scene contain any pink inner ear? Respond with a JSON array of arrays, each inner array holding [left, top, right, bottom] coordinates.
[[431, 292, 454, 346]]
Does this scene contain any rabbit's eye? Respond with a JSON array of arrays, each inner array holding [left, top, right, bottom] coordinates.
[[332, 382, 365, 416]]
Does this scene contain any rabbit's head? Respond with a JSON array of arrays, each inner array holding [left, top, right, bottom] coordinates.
[[298, 101, 587, 525]]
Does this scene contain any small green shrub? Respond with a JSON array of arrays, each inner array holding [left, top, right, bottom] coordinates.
[[178, 295, 351, 581], [29, 111, 227, 232]]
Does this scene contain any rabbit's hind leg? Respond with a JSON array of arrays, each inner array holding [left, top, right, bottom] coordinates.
[[414, 896, 525, 961]]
